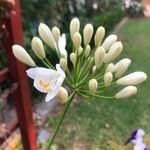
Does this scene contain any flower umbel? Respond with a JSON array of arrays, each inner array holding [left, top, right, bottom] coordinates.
[[12, 18, 147, 149]]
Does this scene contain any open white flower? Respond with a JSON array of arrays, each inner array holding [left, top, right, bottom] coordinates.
[[58, 34, 68, 61], [26, 64, 66, 102]]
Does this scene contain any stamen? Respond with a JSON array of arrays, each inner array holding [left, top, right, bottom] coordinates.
[[39, 80, 51, 92]]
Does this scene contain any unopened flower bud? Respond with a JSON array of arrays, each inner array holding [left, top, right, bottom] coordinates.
[[115, 86, 137, 99], [78, 46, 83, 55], [73, 32, 81, 50], [52, 26, 60, 43], [94, 26, 105, 46], [104, 42, 123, 64], [70, 52, 77, 66], [94, 46, 106, 68], [106, 63, 114, 73], [56, 87, 68, 104], [83, 24, 93, 45], [92, 66, 96, 73], [104, 72, 113, 86], [70, 18, 80, 40], [85, 45, 91, 57], [116, 72, 147, 86], [12, 45, 36, 67], [89, 79, 98, 93], [60, 58, 67, 71], [38, 23, 56, 49], [31, 37, 46, 59], [102, 35, 117, 52], [113, 58, 131, 78]]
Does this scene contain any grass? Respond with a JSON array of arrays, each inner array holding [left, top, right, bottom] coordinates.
[[46, 18, 150, 150]]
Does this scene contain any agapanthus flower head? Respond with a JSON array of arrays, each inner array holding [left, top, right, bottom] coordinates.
[[12, 17, 147, 103], [12, 17, 148, 150]]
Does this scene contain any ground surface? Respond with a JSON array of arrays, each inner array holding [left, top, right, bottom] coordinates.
[[46, 18, 150, 150]]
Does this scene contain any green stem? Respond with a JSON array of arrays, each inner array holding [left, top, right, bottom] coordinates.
[[66, 67, 73, 83], [77, 58, 93, 82], [45, 91, 75, 150], [44, 58, 54, 69], [93, 94, 114, 99], [42, 59, 51, 68]]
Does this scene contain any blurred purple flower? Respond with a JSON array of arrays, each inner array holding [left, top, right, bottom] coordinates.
[[125, 129, 149, 150]]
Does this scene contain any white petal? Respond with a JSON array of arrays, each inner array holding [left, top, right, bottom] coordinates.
[[33, 74, 57, 93], [26, 67, 56, 79], [58, 34, 66, 51], [56, 64, 66, 78], [45, 74, 65, 101], [61, 34, 66, 49], [34, 79, 48, 93], [61, 49, 68, 61], [58, 34, 68, 60], [45, 81, 62, 102]]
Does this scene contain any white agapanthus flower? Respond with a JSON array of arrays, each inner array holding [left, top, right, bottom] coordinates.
[[58, 34, 68, 61], [26, 64, 66, 102], [12, 18, 147, 101]]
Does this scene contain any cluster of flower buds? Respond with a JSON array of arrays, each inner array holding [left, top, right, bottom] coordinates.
[[12, 18, 147, 103]]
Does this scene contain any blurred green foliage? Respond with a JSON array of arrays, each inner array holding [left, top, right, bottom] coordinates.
[[20, 0, 125, 46], [126, 0, 143, 17]]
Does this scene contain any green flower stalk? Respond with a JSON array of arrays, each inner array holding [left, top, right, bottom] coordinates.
[[12, 18, 147, 149]]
